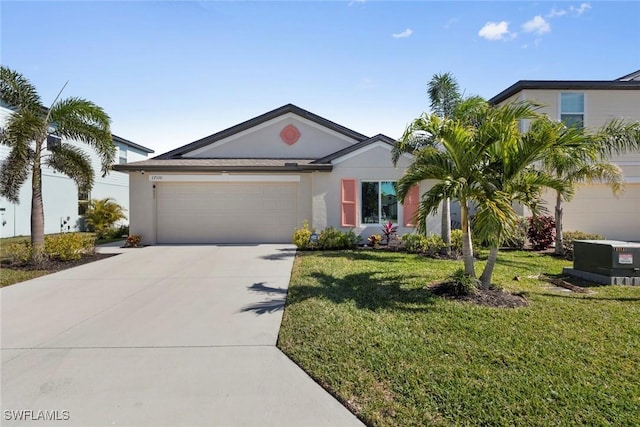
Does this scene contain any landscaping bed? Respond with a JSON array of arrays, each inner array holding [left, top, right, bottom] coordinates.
[[278, 250, 640, 426]]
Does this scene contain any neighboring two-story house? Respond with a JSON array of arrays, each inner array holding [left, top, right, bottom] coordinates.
[[0, 105, 154, 238], [489, 70, 640, 241]]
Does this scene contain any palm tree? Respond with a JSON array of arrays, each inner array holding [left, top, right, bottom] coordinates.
[[393, 73, 465, 254], [0, 66, 114, 261], [84, 197, 127, 239], [397, 100, 570, 287], [538, 117, 640, 254]]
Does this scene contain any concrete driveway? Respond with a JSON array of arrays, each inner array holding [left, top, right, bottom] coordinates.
[[1, 245, 363, 426]]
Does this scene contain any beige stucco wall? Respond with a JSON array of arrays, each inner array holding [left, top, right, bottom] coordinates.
[[183, 114, 357, 159], [540, 184, 640, 241], [310, 144, 440, 239]]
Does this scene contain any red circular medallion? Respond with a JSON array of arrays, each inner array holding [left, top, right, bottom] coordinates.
[[280, 124, 300, 145]]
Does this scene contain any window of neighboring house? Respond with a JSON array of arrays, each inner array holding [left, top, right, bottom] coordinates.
[[560, 92, 585, 128], [46, 134, 61, 151], [78, 191, 90, 215], [361, 181, 398, 224], [119, 145, 128, 164]]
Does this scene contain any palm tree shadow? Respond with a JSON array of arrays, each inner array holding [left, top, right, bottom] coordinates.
[[241, 282, 288, 314], [288, 271, 436, 312]]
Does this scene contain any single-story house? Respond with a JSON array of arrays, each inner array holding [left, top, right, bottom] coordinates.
[[489, 69, 640, 241], [115, 104, 440, 244], [0, 105, 154, 237]]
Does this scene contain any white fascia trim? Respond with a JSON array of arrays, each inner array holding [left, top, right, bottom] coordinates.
[[331, 141, 412, 165], [148, 174, 300, 183], [185, 112, 358, 157], [624, 176, 640, 183], [614, 161, 640, 166]]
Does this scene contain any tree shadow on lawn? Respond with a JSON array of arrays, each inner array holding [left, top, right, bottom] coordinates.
[[241, 272, 436, 314], [290, 271, 436, 312]]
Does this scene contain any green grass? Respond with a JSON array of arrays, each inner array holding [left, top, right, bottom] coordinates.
[[278, 250, 640, 426], [0, 233, 121, 287]]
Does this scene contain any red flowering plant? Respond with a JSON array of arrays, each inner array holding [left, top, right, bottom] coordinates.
[[381, 220, 398, 244]]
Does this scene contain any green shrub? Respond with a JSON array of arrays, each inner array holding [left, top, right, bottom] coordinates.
[[401, 234, 446, 255], [450, 229, 463, 255], [44, 233, 95, 261], [84, 198, 127, 239], [503, 216, 529, 249], [6, 242, 33, 265], [450, 268, 479, 296], [563, 230, 605, 254], [292, 220, 315, 250], [340, 229, 360, 249], [105, 224, 129, 239]]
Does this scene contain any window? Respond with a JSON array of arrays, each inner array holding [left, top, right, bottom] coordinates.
[[78, 191, 90, 215], [361, 181, 398, 224], [560, 92, 584, 128], [119, 145, 127, 164]]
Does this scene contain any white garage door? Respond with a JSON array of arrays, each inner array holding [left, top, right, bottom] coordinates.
[[156, 182, 298, 244]]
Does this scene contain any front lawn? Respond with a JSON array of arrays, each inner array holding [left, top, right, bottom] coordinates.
[[278, 250, 640, 426], [0, 234, 121, 287]]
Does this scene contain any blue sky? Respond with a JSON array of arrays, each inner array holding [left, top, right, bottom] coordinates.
[[2, 1, 639, 155]]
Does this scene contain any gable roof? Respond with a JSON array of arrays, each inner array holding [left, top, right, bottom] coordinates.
[[489, 72, 640, 105], [113, 134, 154, 154], [155, 104, 370, 160], [314, 134, 397, 164]]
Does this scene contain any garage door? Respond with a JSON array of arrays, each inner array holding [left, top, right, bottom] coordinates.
[[156, 182, 298, 244]]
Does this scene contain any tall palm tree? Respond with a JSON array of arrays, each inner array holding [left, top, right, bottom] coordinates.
[[397, 100, 570, 287], [393, 73, 466, 254], [0, 66, 114, 260], [537, 117, 640, 254]]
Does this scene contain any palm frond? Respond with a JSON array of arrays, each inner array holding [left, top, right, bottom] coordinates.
[[0, 66, 42, 111], [594, 119, 640, 157], [45, 143, 94, 193], [0, 147, 32, 203], [49, 97, 114, 176]]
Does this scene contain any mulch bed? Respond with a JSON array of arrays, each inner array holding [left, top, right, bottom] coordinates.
[[4, 253, 117, 272], [429, 282, 529, 308]]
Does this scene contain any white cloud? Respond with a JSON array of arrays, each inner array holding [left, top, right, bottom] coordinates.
[[571, 3, 591, 15], [392, 28, 413, 38], [478, 21, 511, 40], [547, 8, 567, 18], [522, 16, 551, 35]]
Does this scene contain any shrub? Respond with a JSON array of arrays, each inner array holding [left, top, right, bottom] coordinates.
[[44, 233, 95, 261], [105, 224, 129, 240], [292, 220, 315, 250], [124, 235, 143, 248], [6, 242, 33, 265], [450, 229, 464, 256], [317, 227, 358, 250], [449, 268, 479, 296], [527, 216, 556, 250], [401, 234, 446, 255], [381, 220, 398, 244], [84, 198, 127, 239], [503, 216, 529, 249], [367, 234, 382, 247], [563, 230, 605, 255]]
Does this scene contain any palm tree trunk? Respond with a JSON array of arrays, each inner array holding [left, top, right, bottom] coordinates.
[[479, 246, 499, 290], [460, 200, 476, 277], [554, 191, 564, 255], [31, 145, 45, 264], [441, 198, 451, 255]]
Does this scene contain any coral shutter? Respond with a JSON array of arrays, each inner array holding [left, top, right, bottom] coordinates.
[[403, 185, 420, 227], [341, 179, 358, 227]]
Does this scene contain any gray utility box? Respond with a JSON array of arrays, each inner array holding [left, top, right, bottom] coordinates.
[[573, 240, 640, 277]]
